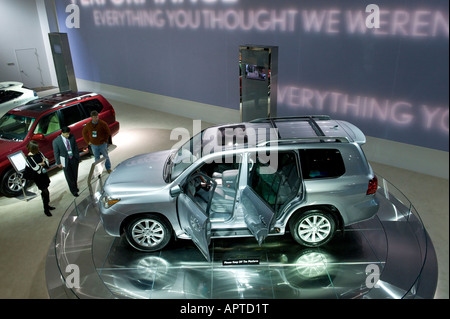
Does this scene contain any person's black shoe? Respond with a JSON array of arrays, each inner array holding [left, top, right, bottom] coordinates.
[[44, 211, 52, 217], [48, 206, 56, 210], [73, 192, 79, 197]]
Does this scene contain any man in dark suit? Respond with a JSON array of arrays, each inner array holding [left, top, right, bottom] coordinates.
[[53, 126, 80, 196]]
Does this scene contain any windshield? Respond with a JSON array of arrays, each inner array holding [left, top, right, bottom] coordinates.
[[0, 113, 35, 141], [0, 90, 22, 103], [168, 131, 203, 182]]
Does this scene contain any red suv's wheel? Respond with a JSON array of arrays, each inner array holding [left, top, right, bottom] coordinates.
[[1, 167, 28, 197]]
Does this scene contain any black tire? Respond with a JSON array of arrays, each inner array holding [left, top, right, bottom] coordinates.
[[290, 210, 336, 247], [0, 167, 29, 198], [124, 214, 172, 252]]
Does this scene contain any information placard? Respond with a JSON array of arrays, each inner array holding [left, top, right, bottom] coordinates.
[[7, 151, 27, 173]]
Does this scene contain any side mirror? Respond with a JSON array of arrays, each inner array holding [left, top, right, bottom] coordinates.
[[31, 133, 45, 141], [170, 185, 182, 197]]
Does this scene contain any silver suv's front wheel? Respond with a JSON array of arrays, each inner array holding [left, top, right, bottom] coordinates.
[[124, 215, 172, 252], [290, 210, 336, 247]]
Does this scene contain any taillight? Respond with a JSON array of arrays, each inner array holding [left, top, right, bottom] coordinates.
[[109, 108, 116, 121], [366, 175, 378, 195]]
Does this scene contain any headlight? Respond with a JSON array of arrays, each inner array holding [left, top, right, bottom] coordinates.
[[102, 195, 121, 209]]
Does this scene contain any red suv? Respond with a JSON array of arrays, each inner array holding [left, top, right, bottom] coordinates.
[[0, 91, 120, 197]]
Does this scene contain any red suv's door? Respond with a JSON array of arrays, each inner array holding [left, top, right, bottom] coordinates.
[[59, 103, 90, 150], [29, 111, 62, 163]]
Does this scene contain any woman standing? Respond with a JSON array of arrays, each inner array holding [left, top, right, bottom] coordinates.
[[24, 140, 54, 217]]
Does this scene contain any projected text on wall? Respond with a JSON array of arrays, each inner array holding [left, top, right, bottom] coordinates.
[[278, 85, 448, 135], [69, 0, 449, 38]]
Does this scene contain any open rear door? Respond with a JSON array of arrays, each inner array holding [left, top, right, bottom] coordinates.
[[178, 173, 216, 261], [236, 186, 275, 246]]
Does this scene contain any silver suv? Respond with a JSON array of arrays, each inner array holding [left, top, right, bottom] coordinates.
[[98, 116, 379, 260]]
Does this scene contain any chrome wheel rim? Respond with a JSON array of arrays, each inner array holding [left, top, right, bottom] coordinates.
[[298, 215, 332, 243], [131, 219, 165, 247], [8, 172, 25, 192]]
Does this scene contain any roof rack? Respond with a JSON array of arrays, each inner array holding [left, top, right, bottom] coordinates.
[[250, 115, 332, 124], [250, 115, 332, 138], [257, 136, 351, 147], [52, 92, 98, 108]]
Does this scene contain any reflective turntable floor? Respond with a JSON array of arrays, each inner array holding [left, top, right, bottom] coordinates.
[[95, 227, 387, 299], [46, 178, 438, 299]]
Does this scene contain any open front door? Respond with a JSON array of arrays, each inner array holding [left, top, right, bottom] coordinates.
[[236, 186, 275, 246], [178, 173, 216, 261]]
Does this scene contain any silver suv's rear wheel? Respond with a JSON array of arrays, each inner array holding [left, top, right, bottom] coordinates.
[[290, 210, 336, 247], [125, 215, 172, 252]]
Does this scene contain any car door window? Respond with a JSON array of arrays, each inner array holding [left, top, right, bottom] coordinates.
[[34, 112, 61, 135], [249, 151, 300, 212], [299, 149, 345, 179], [184, 172, 218, 212], [81, 99, 103, 117], [196, 155, 242, 222], [60, 104, 84, 127]]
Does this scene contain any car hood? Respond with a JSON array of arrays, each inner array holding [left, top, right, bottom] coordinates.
[[104, 150, 171, 192]]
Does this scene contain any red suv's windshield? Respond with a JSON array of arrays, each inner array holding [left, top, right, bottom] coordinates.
[[0, 113, 35, 141]]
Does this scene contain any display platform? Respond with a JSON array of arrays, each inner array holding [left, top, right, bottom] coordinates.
[[45, 174, 438, 299]]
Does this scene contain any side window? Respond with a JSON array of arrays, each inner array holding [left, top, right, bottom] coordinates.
[[0, 90, 22, 102], [196, 155, 241, 220], [299, 149, 345, 179], [184, 173, 216, 213], [249, 151, 300, 211], [197, 154, 241, 180], [81, 99, 103, 117], [34, 112, 61, 135], [60, 104, 84, 127]]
